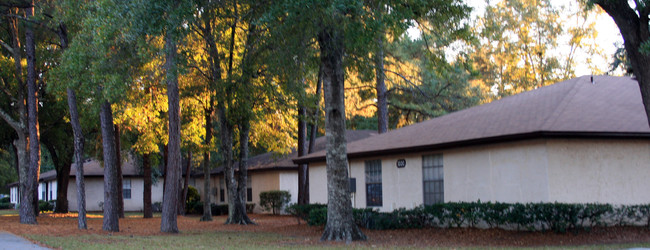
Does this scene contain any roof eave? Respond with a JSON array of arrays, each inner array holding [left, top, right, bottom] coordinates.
[[293, 131, 650, 164]]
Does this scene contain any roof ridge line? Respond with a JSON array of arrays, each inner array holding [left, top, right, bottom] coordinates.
[[541, 76, 585, 129]]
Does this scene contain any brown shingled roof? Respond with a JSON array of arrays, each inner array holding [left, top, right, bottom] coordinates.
[[197, 130, 377, 176], [294, 75, 650, 164], [39, 158, 141, 182]]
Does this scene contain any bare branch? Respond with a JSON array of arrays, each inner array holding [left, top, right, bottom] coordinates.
[[0, 107, 24, 133], [0, 39, 14, 54]]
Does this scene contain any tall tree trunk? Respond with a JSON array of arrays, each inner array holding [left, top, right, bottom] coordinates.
[[25, 2, 41, 219], [67, 88, 87, 229], [41, 140, 71, 213], [114, 125, 124, 218], [595, 1, 650, 127], [2, 8, 35, 224], [200, 107, 213, 221], [375, 37, 388, 134], [308, 65, 323, 154], [100, 100, 119, 232], [143, 153, 152, 218], [318, 25, 367, 242], [219, 104, 237, 223], [161, 32, 181, 234], [179, 151, 191, 216], [226, 120, 254, 224], [297, 104, 308, 205]]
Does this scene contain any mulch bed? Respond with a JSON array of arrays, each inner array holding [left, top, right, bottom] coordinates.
[[1, 212, 650, 248]]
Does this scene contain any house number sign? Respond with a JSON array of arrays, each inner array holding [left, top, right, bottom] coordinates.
[[396, 159, 406, 168]]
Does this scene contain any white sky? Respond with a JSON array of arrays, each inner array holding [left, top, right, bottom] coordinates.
[[469, 0, 623, 76], [408, 0, 624, 76]]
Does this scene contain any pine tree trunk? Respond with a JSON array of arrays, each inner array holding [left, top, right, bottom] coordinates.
[[143, 153, 152, 218], [375, 37, 388, 134], [100, 100, 119, 232], [297, 104, 308, 205], [200, 107, 213, 221], [67, 88, 87, 229], [161, 33, 181, 234], [25, 2, 41, 220], [114, 125, 124, 218], [318, 25, 367, 242]]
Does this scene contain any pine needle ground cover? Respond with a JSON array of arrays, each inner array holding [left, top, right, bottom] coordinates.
[[2, 210, 650, 249]]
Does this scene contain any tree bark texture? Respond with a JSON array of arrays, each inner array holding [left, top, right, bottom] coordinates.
[[100, 100, 119, 232], [218, 104, 238, 224], [2, 9, 35, 224], [25, 2, 41, 219], [200, 107, 213, 221], [161, 33, 181, 233], [180, 151, 192, 216], [114, 125, 124, 218], [226, 120, 253, 225], [143, 153, 152, 218], [595, 1, 650, 127], [67, 88, 87, 229], [318, 26, 367, 242], [308, 65, 323, 154], [375, 37, 388, 134], [41, 139, 71, 213], [297, 104, 308, 205]]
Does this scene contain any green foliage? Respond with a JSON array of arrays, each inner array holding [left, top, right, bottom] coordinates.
[[259, 190, 291, 215], [0, 146, 17, 194], [286, 203, 327, 222], [303, 202, 650, 233], [0, 203, 13, 209], [184, 185, 201, 214], [39, 200, 55, 212]]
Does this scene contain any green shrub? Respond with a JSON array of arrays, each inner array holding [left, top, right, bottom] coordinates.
[[39, 200, 54, 212], [185, 186, 202, 214], [0, 197, 9, 203], [259, 190, 291, 214], [301, 202, 639, 234], [0, 203, 13, 209], [211, 204, 228, 215], [286, 203, 327, 222], [307, 207, 327, 226], [246, 203, 255, 213]]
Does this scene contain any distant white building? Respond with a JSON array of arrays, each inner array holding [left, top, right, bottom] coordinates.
[[9, 158, 164, 211]]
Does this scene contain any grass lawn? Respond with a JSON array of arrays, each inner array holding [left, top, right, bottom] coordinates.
[[2, 212, 650, 249], [27, 231, 298, 250], [24, 233, 650, 250]]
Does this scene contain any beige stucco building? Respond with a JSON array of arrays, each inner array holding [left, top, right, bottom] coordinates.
[[298, 76, 650, 212]]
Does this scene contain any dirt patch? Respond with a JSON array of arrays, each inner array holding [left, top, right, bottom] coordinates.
[[2, 212, 650, 247]]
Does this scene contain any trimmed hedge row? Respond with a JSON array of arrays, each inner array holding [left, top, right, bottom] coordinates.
[[290, 202, 650, 233], [0, 202, 13, 209], [188, 202, 256, 215]]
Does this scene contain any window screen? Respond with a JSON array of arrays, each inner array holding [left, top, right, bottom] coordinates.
[[365, 159, 382, 207], [422, 154, 443, 205], [123, 179, 132, 199]]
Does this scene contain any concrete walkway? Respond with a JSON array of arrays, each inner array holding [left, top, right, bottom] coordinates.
[[0, 232, 50, 250]]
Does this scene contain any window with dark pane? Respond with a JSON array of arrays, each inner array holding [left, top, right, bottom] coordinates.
[[246, 177, 253, 202], [123, 179, 132, 199], [422, 154, 443, 205], [365, 159, 382, 207], [219, 178, 225, 202]]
